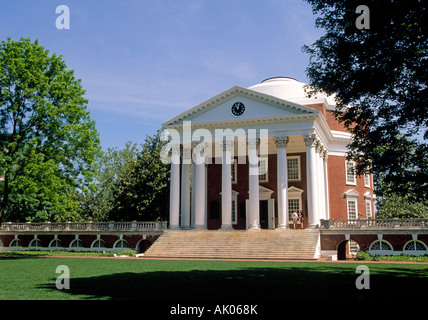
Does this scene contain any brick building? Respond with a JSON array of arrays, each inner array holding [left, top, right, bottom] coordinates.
[[162, 77, 375, 231]]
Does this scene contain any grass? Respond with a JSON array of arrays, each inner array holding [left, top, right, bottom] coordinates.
[[1, 257, 427, 302]]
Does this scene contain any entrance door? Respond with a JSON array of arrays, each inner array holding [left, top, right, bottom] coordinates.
[[259, 200, 269, 229]]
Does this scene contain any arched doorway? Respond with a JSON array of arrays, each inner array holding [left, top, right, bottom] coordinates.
[[337, 240, 348, 260], [138, 239, 152, 253]]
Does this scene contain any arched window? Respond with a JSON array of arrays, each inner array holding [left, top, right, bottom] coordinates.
[[92, 239, 106, 248], [49, 239, 62, 248], [369, 240, 393, 251], [69, 239, 84, 248], [9, 239, 22, 247], [114, 239, 129, 249], [403, 240, 428, 252], [29, 239, 42, 248]]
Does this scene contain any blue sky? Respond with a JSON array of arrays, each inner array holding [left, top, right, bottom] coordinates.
[[0, 0, 324, 151]]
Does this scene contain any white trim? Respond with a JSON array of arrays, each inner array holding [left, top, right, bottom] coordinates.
[[346, 199, 358, 220], [287, 156, 301, 181], [258, 156, 268, 182], [345, 160, 357, 185]]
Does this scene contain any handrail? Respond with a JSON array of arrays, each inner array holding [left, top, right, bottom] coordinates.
[[320, 218, 428, 230], [0, 221, 168, 232]]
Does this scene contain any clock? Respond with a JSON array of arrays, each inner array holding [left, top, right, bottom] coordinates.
[[231, 102, 245, 117]]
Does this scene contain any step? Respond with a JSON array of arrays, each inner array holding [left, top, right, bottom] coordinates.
[[144, 229, 320, 260]]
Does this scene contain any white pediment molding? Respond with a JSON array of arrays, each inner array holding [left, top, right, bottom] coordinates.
[[162, 85, 319, 128], [344, 189, 360, 198]]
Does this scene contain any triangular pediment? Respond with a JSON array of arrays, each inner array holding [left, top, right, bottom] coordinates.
[[162, 86, 319, 128]]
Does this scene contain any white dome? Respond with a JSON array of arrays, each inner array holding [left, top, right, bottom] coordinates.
[[248, 77, 336, 109]]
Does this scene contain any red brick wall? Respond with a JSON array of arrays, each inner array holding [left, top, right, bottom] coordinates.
[[327, 155, 374, 220]]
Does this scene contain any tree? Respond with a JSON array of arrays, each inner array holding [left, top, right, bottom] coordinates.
[[109, 130, 170, 221], [0, 38, 101, 222], [303, 0, 428, 202], [72, 142, 139, 221]]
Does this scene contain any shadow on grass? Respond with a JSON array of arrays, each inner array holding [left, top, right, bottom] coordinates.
[[38, 264, 428, 301]]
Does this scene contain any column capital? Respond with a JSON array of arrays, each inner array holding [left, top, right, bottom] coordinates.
[[274, 136, 289, 148], [247, 137, 260, 149], [223, 140, 235, 151], [303, 134, 317, 147]]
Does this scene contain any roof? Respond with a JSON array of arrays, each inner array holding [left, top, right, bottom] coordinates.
[[248, 77, 337, 110]]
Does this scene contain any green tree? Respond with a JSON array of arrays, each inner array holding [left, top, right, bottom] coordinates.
[[303, 0, 428, 201], [109, 130, 170, 221], [0, 38, 101, 222], [73, 142, 139, 221]]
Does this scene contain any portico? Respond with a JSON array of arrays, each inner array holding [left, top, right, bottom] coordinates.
[[162, 77, 337, 231]]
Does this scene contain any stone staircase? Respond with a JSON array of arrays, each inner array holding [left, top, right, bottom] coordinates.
[[143, 229, 320, 260]]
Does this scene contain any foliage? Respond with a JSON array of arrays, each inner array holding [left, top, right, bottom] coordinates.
[[303, 0, 428, 202], [375, 193, 428, 219], [0, 38, 101, 222], [0, 249, 137, 257], [109, 130, 170, 221], [357, 250, 428, 262], [72, 142, 139, 221]]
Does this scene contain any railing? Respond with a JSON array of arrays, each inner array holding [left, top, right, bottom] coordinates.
[[320, 218, 428, 230], [0, 221, 168, 232]]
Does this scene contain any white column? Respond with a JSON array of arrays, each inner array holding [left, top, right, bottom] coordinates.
[[274, 136, 289, 229], [248, 138, 260, 229], [180, 156, 191, 229], [190, 161, 196, 228], [304, 134, 319, 228], [194, 143, 206, 229], [316, 142, 325, 221], [322, 150, 330, 220], [169, 143, 181, 230], [221, 140, 234, 230]]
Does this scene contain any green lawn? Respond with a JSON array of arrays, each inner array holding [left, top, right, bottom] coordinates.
[[0, 257, 427, 302]]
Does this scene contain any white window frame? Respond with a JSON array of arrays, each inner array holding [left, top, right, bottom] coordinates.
[[231, 158, 237, 184], [365, 200, 372, 218], [258, 157, 268, 182], [231, 190, 239, 225], [347, 199, 358, 220], [287, 156, 301, 181], [345, 160, 357, 185], [364, 173, 370, 188]]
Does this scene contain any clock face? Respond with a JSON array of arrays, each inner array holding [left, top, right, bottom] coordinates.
[[231, 102, 245, 117]]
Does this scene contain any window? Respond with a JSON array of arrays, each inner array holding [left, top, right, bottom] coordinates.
[[345, 161, 356, 185], [231, 159, 237, 183], [231, 199, 237, 224], [370, 240, 393, 251], [29, 239, 42, 248], [259, 157, 268, 182], [92, 239, 106, 248], [49, 239, 62, 248], [114, 239, 129, 249], [287, 156, 300, 181], [347, 199, 357, 220], [364, 173, 370, 188], [288, 198, 300, 219], [9, 239, 22, 247], [70, 239, 84, 248], [365, 200, 372, 218], [404, 240, 428, 251]]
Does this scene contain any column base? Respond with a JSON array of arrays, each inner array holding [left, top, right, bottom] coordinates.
[[276, 224, 289, 229], [220, 224, 234, 230], [193, 225, 207, 230], [169, 225, 181, 230], [249, 224, 260, 230]]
